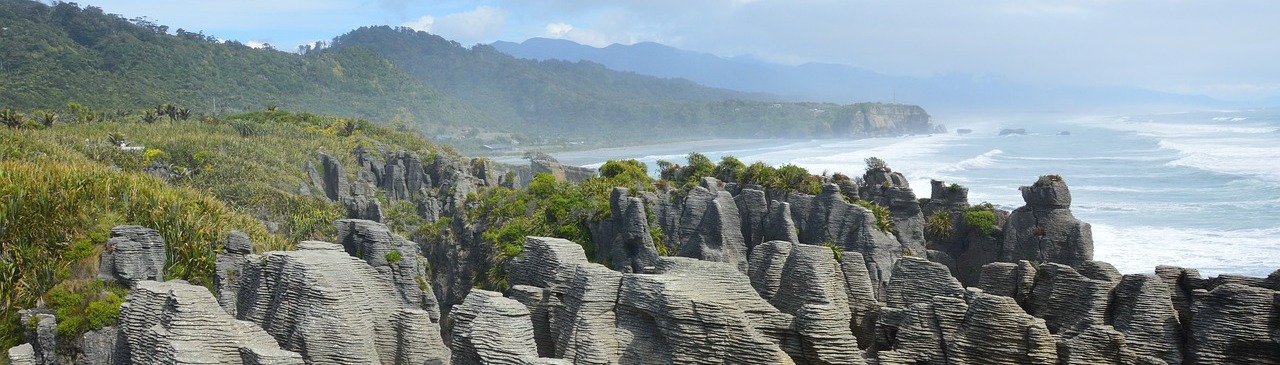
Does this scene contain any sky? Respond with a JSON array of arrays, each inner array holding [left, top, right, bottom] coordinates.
[[81, 0, 1280, 101]]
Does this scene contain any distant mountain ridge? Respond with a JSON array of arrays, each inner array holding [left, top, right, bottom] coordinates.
[[492, 37, 1225, 111], [0, 0, 945, 142]]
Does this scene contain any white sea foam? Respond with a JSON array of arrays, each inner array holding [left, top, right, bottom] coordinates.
[[1158, 138, 1280, 182], [1092, 223, 1280, 277]]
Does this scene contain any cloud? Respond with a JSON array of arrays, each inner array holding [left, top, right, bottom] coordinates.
[[404, 6, 509, 45], [403, 15, 435, 32], [542, 22, 618, 47]]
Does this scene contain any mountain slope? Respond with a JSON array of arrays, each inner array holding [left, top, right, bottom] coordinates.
[[0, 0, 488, 127], [492, 37, 1224, 111]]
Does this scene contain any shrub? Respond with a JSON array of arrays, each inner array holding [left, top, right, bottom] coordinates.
[[962, 209, 998, 235], [854, 200, 894, 233], [865, 156, 887, 171], [385, 250, 402, 265], [925, 210, 952, 240], [1034, 174, 1063, 187]]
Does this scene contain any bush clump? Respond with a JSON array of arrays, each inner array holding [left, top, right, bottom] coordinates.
[[962, 206, 999, 235]]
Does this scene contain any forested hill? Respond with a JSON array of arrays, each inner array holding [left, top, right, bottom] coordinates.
[[0, 0, 936, 140], [0, 0, 488, 129]]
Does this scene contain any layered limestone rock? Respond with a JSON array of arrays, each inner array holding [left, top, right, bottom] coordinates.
[[1002, 178, 1093, 266], [318, 151, 348, 202], [789, 183, 903, 297], [98, 225, 166, 288], [763, 200, 800, 244], [450, 290, 569, 365], [976, 260, 1038, 303], [17, 311, 54, 365], [839, 252, 881, 347], [884, 256, 965, 309], [593, 188, 660, 273], [1110, 274, 1184, 364], [947, 290, 1058, 364], [235, 242, 449, 364], [6, 344, 34, 365], [922, 180, 968, 217], [117, 280, 304, 364], [755, 243, 863, 364], [214, 231, 252, 315], [845, 103, 936, 136], [672, 186, 749, 272], [1025, 263, 1117, 336], [734, 188, 770, 251], [335, 219, 441, 318], [1187, 283, 1280, 364]]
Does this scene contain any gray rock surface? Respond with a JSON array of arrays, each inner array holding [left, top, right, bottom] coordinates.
[[98, 225, 166, 288], [763, 200, 799, 244], [840, 252, 881, 347], [1110, 274, 1184, 364], [600, 188, 660, 273], [6, 344, 34, 365], [947, 290, 1058, 364], [335, 219, 441, 318], [235, 243, 450, 364], [1187, 283, 1280, 364], [117, 280, 304, 364], [215, 231, 252, 316], [1001, 179, 1093, 266], [976, 260, 1037, 303], [318, 151, 348, 202], [75, 326, 118, 365], [734, 188, 769, 251], [884, 256, 965, 309], [1055, 324, 1140, 365], [450, 290, 553, 365], [1026, 263, 1117, 336], [674, 187, 749, 272], [17, 311, 54, 365], [789, 184, 904, 297], [764, 243, 864, 364]]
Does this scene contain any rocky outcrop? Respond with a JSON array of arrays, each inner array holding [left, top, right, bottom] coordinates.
[[1110, 274, 1184, 364], [1025, 262, 1117, 336], [750, 242, 864, 364], [450, 290, 566, 365], [214, 231, 252, 316], [335, 219, 441, 318], [592, 188, 660, 273], [885, 256, 965, 309], [947, 290, 1058, 364], [734, 188, 769, 251], [1187, 283, 1280, 364], [235, 241, 449, 364], [672, 186, 749, 272], [7, 344, 34, 365], [117, 280, 304, 364], [17, 311, 54, 365], [1002, 177, 1092, 266], [98, 225, 166, 288], [763, 200, 799, 244], [845, 103, 936, 136], [528, 153, 595, 184], [790, 183, 904, 296], [318, 151, 348, 202]]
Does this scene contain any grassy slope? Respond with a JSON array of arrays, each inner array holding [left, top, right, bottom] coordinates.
[[0, 110, 449, 351]]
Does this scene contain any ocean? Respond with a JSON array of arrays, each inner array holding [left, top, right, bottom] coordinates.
[[545, 109, 1280, 278]]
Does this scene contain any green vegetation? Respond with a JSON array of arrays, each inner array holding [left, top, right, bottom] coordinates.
[[962, 204, 999, 236], [385, 251, 403, 265], [0, 105, 451, 350], [660, 153, 823, 194], [0, 0, 924, 145], [865, 157, 887, 171], [855, 200, 895, 233], [925, 210, 953, 240], [1034, 174, 1063, 187]]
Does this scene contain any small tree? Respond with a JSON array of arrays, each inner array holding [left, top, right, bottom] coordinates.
[[1, 108, 26, 128], [865, 157, 887, 171], [141, 110, 159, 124], [35, 110, 58, 127]]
